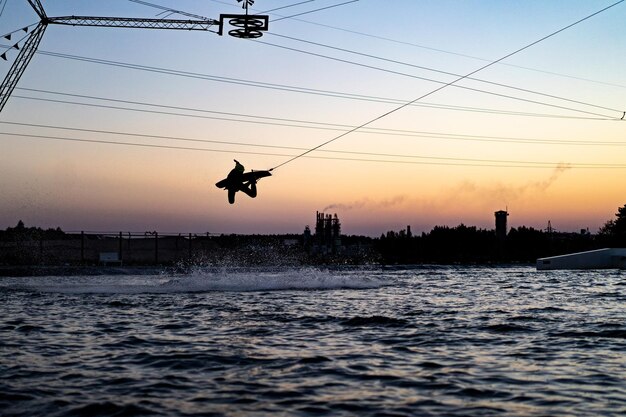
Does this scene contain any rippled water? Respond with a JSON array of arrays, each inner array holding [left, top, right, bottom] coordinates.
[[1, 266, 625, 416]]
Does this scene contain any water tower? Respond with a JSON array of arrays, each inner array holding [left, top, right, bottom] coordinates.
[[495, 210, 509, 241]]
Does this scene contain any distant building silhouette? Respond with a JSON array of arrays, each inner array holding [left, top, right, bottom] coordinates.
[[303, 225, 312, 249], [495, 210, 509, 241], [313, 211, 342, 254]]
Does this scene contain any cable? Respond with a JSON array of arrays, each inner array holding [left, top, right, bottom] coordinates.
[[6, 16, 617, 120], [208, 0, 626, 91], [4, 120, 625, 165], [14, 94, 373, 131], [253, 40, 617, 120], [3, 4, 620, 169], [269, 0, 626, 171], [1, 23, 39, 39], [269, 32, 624, 115], [11, 89, 566, 135], [13, 90, 626, 145], [1, 23, 39, 56], [0, 0, 7, 19], [127, 0, 211, 21], [266, 4, 626, 91], [260, 1, 317, 14], [16, 50, 613, 121], [272, 0, 359, 22], [16, 88, 353, 128], [3, 131, 626, 169], [25, 46, 619, 121]]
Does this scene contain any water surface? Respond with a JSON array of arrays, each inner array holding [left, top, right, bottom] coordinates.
[[1, 266, 625, 416]]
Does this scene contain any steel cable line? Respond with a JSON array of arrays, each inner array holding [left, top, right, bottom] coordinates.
[[271, 0, 359, 22], [132, 0, 357, 22], [127, 0, 213, 21], [0, 23, 39, 56], [0, 125, 568, 165], [209, 0, 626, 90], [3, 5, 620, 159], [17, 49, 612, 121], [268, 0, 626, 171], [6, 13, 619, 120], [15, 88, 354, 129], [4, 120, 626, 163], [17, 46, 617, 121], [12, 90, 625, 146], [253, 40, 616, 120], [260, 1, 318, 14], [3, 131, 626, 169], [0, 0, 7, 19], [263, 2, 626, 91], [268, 32, 624, 116], [11, 88, 562, 135], [1, 23, 39, 39], [4, 31, 614, 121], [13, 94, 383, 132], [208, 0, 357, 19], [130, 0, 320, 17]]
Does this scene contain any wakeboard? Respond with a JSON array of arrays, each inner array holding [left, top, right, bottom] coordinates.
[[215, 170, 272, 189]]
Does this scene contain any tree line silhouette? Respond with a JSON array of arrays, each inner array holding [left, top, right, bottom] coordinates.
[[1, 204, 624, 266], [377, 204, 626, 264]]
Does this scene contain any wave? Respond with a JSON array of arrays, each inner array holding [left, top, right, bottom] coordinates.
[[2, 267, 386, 294], [341, 315, 409, 327], [479, 323, 535, 333], [551, 329, 626, 339]]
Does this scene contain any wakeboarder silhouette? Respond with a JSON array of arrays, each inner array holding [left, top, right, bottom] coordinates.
[[215, 160, 272, 204]]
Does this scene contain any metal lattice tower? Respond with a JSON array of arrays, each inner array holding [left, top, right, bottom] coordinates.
[[0, 0, 269, 113]]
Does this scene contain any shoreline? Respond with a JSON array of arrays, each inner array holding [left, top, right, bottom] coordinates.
[[0, 263, 536, 277], [0, 265, 167, 277]]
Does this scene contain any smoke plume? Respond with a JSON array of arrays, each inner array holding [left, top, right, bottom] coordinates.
[[322, 164, 571, 214], [323, 195, 406, 212]]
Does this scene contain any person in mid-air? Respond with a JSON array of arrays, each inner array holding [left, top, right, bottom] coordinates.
[[215, 160, 272, 204], [222, 160, 258, 204]]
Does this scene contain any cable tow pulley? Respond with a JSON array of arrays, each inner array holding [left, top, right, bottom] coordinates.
[[218, 14, 269, 38], [218, 0, 269, 39]]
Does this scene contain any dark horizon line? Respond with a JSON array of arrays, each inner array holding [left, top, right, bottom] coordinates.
[[0, 221, 596, 239]]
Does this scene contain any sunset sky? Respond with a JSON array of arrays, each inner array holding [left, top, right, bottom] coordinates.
[[1, 0, 625, 236]]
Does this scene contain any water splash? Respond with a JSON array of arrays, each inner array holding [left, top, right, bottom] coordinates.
[[3, 267, 386, 294]]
